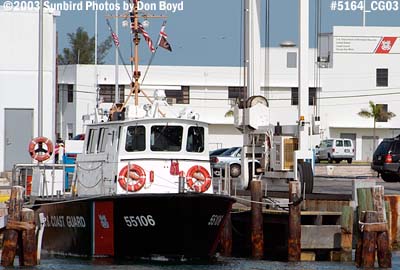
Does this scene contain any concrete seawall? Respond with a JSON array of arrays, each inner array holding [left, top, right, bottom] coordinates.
[[315, 165, 376, 178]]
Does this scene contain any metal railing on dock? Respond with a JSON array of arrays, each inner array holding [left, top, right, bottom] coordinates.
[[12, 163, 76, 198]]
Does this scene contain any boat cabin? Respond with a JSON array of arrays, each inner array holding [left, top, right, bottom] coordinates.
[[76, 117, 213, 196]]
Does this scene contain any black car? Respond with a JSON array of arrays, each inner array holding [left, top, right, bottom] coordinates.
[[371, 135, 400, 182]]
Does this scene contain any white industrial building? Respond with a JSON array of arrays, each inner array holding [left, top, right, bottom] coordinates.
[[1, 17, 399, 173], [57, 26, 400, 162], [0, 8, 59, 172]]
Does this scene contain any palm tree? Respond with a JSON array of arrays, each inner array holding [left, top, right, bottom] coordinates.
[[358, 101, 396, 151]]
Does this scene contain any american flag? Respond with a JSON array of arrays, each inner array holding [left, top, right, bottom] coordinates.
[[111, 32, 120, 47], [139, 23, 156, 53], [129, 12, 155, 53], [106, 18, 120, 48]]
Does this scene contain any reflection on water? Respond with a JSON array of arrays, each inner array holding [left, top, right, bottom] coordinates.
[[4, 251, 400, 270]]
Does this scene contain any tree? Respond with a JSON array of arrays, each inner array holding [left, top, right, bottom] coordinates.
[[58, 27, 113, 65], [358, 100, 396, 152]]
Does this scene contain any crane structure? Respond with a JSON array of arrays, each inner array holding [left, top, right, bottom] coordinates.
[[234, 0, 315, 194]]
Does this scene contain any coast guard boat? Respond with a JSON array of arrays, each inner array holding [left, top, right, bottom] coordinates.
[[26, 98, 234, 260], [12, 0, 235, 260]]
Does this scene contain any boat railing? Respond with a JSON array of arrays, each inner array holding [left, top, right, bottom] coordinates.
[[213, 163, 234, 196], [12, 163, 76, 199]]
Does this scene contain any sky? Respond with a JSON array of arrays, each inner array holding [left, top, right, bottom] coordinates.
[[55, 0, 400, 66]]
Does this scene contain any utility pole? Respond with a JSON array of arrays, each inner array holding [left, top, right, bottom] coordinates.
[[38, 0, 44, 137], [298, 0, 310, 152]]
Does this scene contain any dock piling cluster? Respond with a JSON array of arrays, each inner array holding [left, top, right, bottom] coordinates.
[[355, 186, 391, 268], [1, 186, 38, 267]]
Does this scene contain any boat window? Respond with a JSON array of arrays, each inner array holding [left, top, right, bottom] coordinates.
[[97, 128, 108, 153], [186, 126, 204, 153], [86, 129, 98, 154], [125, 126, 146, 152], [151, 126, 183, 152]]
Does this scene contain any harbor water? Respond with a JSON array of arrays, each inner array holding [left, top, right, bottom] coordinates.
[[5, 252, 400, 270]]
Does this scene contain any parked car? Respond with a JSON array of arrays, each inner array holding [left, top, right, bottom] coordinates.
[[371, 135, 400, 182], [316, 138, 354, 164], [211, 147, 241, 177], [210, 147, 261, 178], [209, 147, 229, 158]]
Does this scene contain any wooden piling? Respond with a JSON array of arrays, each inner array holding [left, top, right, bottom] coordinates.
[[250, 179, 264, 259], [1, 186, 24, 267], [361, 211, 378, 268], [355, 211, 365, 267], [20, 208, 37, 266], [220, 212, 232, 257], [356, 186, 392, 268], [288, 181, 301, 262], [385, 195, 400, 249], [340, 206, 353, 262]]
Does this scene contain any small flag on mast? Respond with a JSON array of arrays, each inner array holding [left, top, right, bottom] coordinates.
[[106, 18, 120, 48], [139, 23, 156, 53], [158, 21, 172, 52], [111, 32, 120, 47], [129, 11, 155, 53]]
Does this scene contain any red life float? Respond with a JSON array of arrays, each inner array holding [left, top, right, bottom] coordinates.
[[186, 165, 211, 193], [118, 164, 146, 192], [28, 136, 54, 162]]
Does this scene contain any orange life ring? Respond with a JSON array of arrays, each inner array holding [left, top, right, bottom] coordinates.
[[28, 137, 53, 162], [186, 165, 211, 193], [118, 164, 146, 192]]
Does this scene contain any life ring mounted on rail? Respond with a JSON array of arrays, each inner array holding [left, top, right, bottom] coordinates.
[[28, 136, 54, 162], [118, 164, 146, 192], [186, 165, 211, 193]]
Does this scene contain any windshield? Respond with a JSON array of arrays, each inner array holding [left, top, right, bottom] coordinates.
[[125, 126, 145, 152], [375, 141, 391, 156], [221, 147, 240, 156], [151, 125, 183, 152], [186, 126, 204, 153]]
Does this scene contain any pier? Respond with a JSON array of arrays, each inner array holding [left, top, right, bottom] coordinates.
[[218, 164, 399, 267]]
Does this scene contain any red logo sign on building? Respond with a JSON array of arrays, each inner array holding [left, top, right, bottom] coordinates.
[[375, 37, 397, 54]]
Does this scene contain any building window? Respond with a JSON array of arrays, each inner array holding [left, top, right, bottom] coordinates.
[[287, 52, 297, 68], [165, 86, 190, 104], [58, 84, 74, 103], [99, 85, 125, 103], [291, 87, 317, 106], [67, 85, 73, 103], [376, 68, 388, 87], [228, 86, 245, 99], [228, 86, 247, 106], [67, 123, 74, 139], [376, 104, 389, 122]]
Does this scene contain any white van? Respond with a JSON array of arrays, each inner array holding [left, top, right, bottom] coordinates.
[[316, 138, 355, 164]]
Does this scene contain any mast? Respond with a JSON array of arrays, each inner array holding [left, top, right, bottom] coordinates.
[[115, 0, 119, 103], [132, 1, 140, 106]]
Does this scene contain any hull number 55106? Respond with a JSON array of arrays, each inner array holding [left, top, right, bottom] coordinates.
[[124, 215, 156, 227], [208, 215, 224, 226]]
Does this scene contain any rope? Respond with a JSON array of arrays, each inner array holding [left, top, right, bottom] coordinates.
[[231, 195, 293, 207], [358, 220, 388, 232], [76, 162, 103, 171], [76, 176, 104, 189]]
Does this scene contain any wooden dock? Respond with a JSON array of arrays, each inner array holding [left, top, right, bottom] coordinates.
[[227, 195, 352, 261], [222, 179, 400, 262]]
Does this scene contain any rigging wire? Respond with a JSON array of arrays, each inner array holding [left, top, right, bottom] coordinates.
[[264, 0, 270, 96]]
